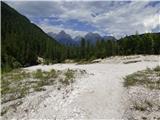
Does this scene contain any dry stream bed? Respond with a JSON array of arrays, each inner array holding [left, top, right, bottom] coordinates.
[[1, 55, 160, 120]]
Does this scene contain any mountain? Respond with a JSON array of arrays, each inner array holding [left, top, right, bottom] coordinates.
[[73, 36, 82, 41], [84, 32, 116, 44], [1, 2, 64, 72], [103, 36, 116, 40], [84, 32, 102, 44], [49, 31, 116, 45], [48, 31, 78, 45]]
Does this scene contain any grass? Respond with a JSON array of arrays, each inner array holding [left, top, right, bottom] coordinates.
[[153, 65, 160, 72], [1, 67, 86, 116], [1, 69, 31, 98], [33, 69, 43, 79], [124, 66, 160, 120], [133, 100, 153, 112], [60, 69, 76, 85], [124, 66, 160, 89], [1, 68, 78, 104]]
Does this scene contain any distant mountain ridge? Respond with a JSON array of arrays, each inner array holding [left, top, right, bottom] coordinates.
[[48, 31, 116, 45], [48, 31, 78, 45]]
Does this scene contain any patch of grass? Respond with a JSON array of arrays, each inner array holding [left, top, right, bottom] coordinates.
[[124, 75, 138, 87], [133, 103, 147, 111], [47, 69, 58, 78], [59, 69, 76, 85], [34, 86, 46, 92], [154, 66, 160, 72], [33, 69, 44, 79], [1, 68, 78, 104], [123, 72, 145, 87], [64, 69, 75, 84], [1, 68, 86, 117], [1, 107, 9, 116], [1, 83, 30, 103], [133, 100, 153, 112], [124, 66, 160, 89], [1, 100, 23, 116], [1, 69, 31, 96], [65, 69, 75, 80]]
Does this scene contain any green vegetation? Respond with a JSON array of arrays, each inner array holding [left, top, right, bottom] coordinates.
[[1, 2, 160, 73], [63, 69, 75, 85], [133, 99, 153, 112], [124, 66, 160, 89], [33, 69, 44, 79], [154, 66, 160, 72], [124, 66, 160, 119], [1, 2, 64, 72], [1, 68, 77, 104]]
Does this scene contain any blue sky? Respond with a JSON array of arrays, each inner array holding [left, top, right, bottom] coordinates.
[[5, 1, 160, 38]]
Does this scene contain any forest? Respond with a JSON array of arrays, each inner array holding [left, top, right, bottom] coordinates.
[[1, 2, 160, 72]]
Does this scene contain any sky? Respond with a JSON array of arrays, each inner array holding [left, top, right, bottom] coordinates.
[[5, 1, 160, 38]]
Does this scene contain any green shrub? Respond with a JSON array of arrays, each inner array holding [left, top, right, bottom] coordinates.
[[124, 75, 138, 87], [65, 69, 75, 81], [153, 66, 160, 71], [33, 69, 44, 79], [48, 69, 57, 78]]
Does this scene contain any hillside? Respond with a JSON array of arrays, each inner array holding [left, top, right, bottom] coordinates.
[[1, 2, 65, 72]]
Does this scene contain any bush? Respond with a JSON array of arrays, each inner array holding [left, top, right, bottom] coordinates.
[[65, 69, 75, 81], [33, 69, 44, 79], [124, 74, 139, 87], [153, 66, 160, 71]]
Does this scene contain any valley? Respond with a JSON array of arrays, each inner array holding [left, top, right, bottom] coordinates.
[[1, 1, 160, 120]]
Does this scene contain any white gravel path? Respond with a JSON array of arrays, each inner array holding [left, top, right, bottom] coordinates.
[[9, 55, 160, 119]]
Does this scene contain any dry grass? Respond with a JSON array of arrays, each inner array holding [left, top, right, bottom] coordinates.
[[124, 66, 160, 90], [1, 68, 77, 104], [1, 68, 81, 116]]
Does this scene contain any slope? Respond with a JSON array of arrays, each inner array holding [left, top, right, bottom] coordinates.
[[1, 2, 65, 72]]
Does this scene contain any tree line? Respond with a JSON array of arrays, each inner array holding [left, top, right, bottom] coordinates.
[[66, 32, 160, 60]]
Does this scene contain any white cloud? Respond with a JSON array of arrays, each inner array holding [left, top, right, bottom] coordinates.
[[5, 1, 160, 38]]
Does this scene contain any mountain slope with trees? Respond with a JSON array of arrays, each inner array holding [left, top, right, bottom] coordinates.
[[1, 2, 65, 72]]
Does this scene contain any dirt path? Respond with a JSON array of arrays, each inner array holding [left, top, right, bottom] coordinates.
[[6, 55, 159, 120], [23, 61, 158, 119]]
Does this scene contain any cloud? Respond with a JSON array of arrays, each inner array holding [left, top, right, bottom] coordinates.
[[5, 1, 160, 38]]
